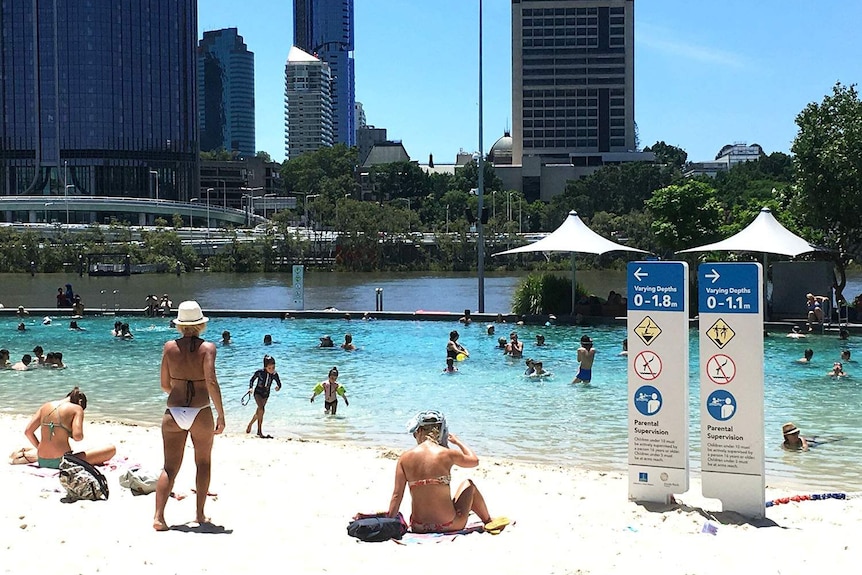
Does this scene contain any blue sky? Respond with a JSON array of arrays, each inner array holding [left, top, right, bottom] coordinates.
[[199, 0, 861, 164]]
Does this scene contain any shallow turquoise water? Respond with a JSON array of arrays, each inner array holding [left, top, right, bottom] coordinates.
[[1, 315, 859, 490]]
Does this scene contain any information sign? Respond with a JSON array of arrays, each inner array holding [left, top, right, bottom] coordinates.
[[292, 265, 305, 310], [698, 263, 765, 518], [627, 261, 689, 503]]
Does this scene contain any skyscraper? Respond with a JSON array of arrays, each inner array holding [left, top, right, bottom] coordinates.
[[293, 0, 355, 147], [284, 47, 334, 160], [512, 0, 635, 165], [198, 28, 256, 157], [0, 0, 199, 200]]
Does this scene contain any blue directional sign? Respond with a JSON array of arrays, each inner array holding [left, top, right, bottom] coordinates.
[[698, 263, 759, 314], [627, 262, 687, 312]]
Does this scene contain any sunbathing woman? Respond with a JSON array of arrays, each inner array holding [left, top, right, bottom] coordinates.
[[154, 301, 225, 531], [13, 387, 115, 468], [385, 410, 507, 534]]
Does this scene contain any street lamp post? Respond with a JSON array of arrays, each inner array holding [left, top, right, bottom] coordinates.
[[190, 198, 198, 228], [44, 202, 54, 223], [64, 184, 74, 225], [476, 0, 486, 313], [445, 204, 450, 234], [205, 188, 214, 237], [149, 170, 159, 200], [240, 187, 263, 227]]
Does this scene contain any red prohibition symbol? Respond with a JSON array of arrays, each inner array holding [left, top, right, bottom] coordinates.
[[706, 354, 736, 385], [633, 350, 662, 381]]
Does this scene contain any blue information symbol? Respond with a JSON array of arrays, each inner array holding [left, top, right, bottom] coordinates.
[[634, 385, 662, 416], [706, 390, 737, 421]]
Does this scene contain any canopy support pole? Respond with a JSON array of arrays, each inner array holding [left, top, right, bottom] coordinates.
[[571, 253, 577, 315]]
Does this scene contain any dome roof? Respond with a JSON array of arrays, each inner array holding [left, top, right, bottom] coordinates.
[[489, 131, 513, 165]]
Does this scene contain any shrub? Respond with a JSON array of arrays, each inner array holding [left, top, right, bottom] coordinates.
[[511, 272, 586, 315]]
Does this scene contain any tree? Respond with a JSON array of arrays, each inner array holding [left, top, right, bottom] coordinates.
[[255, 150, 273, 163], [643, 141, 688, 171], [548, 162, 676, 225], [787, 82, 862, 301], [281, 144, 357, 199], [645, 181, 722, 256]]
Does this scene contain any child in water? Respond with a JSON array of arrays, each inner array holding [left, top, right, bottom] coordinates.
[[310, 366, 349, 415], [245, 354, 282, 438], [443, 357, 459, 373]]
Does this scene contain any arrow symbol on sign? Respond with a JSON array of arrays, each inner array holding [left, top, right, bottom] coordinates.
[[633, 267, 648, 281], [704, 269, 721, 284]]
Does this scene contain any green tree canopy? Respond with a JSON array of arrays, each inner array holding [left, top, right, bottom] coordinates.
[[786, 82, 862, 300], [645, 180, 722, 255], [643, 141, 688, 170]]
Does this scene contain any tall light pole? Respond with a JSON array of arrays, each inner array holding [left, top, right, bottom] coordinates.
[[190, 197, 198, 228], [44, 202, 54, 223], [445, 204, 450, 234], [64, 184, 74, 225], [476, 0, 485, 313], [205, 188, 213, 237], [149, 170, 159, 200], [240, 186, 263, 227]]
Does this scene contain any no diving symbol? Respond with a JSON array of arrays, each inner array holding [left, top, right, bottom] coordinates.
[[706, 354, 736, 385], [634, 350, 662, 381]]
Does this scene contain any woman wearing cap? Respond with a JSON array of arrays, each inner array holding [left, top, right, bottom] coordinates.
[[781, 422, 809, 451], [384, 410, 507, 534], [154, 301, 225, 531]]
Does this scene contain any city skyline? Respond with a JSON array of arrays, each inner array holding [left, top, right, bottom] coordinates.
[[199, 0, 862, 165]]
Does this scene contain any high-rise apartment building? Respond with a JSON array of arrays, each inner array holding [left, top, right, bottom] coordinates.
[[293, 0, 355, 147], [284, 47, 334, 160], [512, 0, 635, 164], [0, 0, 199, 201], [198, 28, 256, 157]]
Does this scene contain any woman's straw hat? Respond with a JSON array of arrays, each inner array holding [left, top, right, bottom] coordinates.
[[174, 301, 208, 326], [782, 422, 800, 436]]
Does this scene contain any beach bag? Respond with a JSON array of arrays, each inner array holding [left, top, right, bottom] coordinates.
[[346, 513, 408, 542], [58, 453, 109, 501], [119, 467, 159, 496]]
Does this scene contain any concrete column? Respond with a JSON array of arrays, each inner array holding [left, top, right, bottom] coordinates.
[[29, 210, 37, 223], [139, 212, 147, 226]]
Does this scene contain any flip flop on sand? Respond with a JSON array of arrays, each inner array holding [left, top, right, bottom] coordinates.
[[257, 434, 273, 439], [483, 517, 510, 535]]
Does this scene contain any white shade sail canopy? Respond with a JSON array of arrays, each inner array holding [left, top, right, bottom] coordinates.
[[493, 210, 648, 315], [677, 207, 818, 257], [493, 210, 649, 257]]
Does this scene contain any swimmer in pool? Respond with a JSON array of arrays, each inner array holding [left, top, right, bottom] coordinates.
[[447, 331, 468, 360], [828, 362, 848, 378], [572, 335, 595, 384], [442, 357, 458, 373], [797, 348, 814, 364], [781, 422, 809, 451]]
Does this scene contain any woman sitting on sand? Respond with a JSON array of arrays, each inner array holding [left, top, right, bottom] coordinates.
[[10, 387, 115, 468], [154, 301, 225, 531], [382, 410, 507, 534]]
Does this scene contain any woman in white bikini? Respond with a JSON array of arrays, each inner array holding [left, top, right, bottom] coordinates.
[[384, 410, 508, 534], [154, 301, 225, 532]]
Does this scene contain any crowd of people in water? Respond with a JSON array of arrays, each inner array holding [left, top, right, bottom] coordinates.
[[3, 290, 855, 534]]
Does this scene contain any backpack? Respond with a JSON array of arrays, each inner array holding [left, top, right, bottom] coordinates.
[[58, 453, 110, 501], [346, 513, 408, 542]]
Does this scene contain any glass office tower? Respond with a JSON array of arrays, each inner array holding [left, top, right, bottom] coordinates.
[[198, 28, 256, 157], [293, 0, 355, 147], [0, 0, 199, 200]]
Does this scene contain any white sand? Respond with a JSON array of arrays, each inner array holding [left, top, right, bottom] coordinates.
[[2, 413, 860, 574]]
